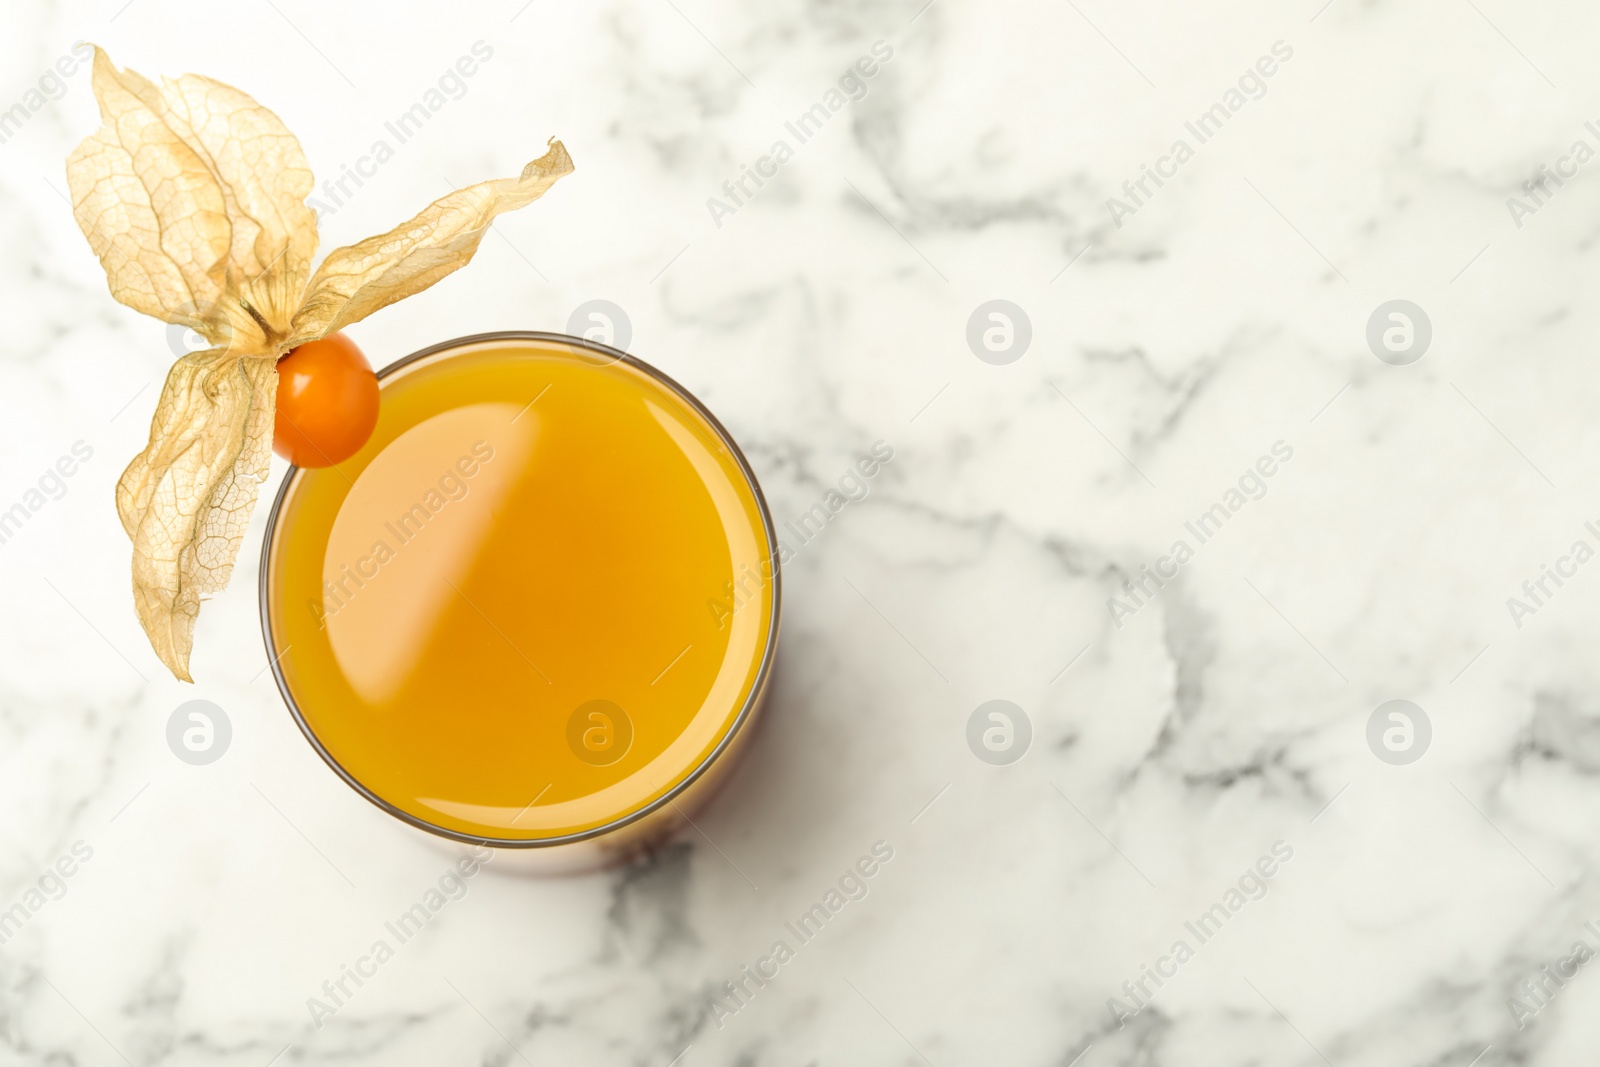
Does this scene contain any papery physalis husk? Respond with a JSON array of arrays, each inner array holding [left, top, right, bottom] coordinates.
[[66, 46, 573, 680]]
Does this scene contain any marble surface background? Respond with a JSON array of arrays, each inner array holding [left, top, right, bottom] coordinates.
[[4, 0, 1600, 1063]]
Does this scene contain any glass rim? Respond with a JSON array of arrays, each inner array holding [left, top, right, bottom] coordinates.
[[257, 329, 783, 850]]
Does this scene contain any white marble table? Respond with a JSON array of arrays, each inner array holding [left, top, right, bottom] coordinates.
[[3, 0, 1599, 1063]]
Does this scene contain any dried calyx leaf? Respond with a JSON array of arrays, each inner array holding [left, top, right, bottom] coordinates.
[[288, 145, 573, 346], [115, 350, 276, 677], [67, 46, 572, 680]]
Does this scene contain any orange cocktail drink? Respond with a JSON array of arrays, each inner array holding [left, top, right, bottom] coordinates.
[[261, 332, 779, 865]]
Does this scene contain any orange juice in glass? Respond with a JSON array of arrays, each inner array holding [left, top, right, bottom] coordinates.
[[260, 332, 780, 870]]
